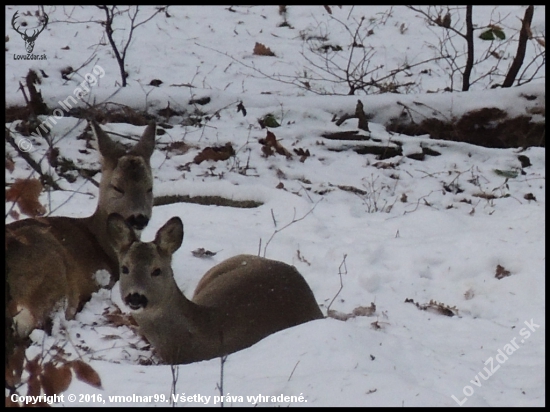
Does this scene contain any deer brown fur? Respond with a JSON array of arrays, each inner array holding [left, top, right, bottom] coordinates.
[[108, 214, 324, 365], [6, 121, 156, 337]]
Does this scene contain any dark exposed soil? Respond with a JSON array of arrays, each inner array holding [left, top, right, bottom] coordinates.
[[387, 107, 545, 149]]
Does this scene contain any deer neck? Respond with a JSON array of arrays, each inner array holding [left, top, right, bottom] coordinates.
[[134, 288, 217, 364], [84, 209, 118, 265]]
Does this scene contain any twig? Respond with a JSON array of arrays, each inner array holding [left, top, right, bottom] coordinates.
[[262, 200, 321, 257], [287, 360, 300, 382], [18, 81, 30, 106], [326, 254, 348, 313], [170, 365, 179, 407], [257, 238, 262, 257], [270, 208, 277, 227], [403, 190, 437, 215], [216, 355, 228, 407]]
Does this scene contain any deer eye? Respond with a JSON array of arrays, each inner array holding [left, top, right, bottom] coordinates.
[[151, 268, 161, 277], [111, 184, 124, 194], [121, 266, 129, 274]]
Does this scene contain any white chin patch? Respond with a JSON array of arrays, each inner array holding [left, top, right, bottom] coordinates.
[[93, 269, 112, 287], [13, 305, 35, 338]]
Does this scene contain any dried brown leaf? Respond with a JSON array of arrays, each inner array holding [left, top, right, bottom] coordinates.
[[70, 360, 102, 389], [336, 184, 367, 196], [194, 142, 235, 164], [6, 178, 46, 217], [41, 363, 73, 396], [5, 344, 26, 387], [327, 309, 353, 321], [405, 298, 458, 316], [165, 141, 191, 156], [237, 101, 247, 116], [26, 374, 42, 398], [352, 302, 376, 317], [495, 264, 511, 280], [293, 147, 310, 162], [191, 248, 217, 258], [259, 131, 292, 159], [5, 396, 20, 407], [25, 354, 42, 377], [104, 309, 137, 328], [371, 321, 382, 330], [253, 42, 275, 56]]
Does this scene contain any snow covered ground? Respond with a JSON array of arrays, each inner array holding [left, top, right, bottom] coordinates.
[[6, 6, 545, 407]]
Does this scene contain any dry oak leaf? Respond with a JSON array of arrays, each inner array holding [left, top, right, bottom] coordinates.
[[104, 307, 138, 328], [41, 362, 73, 396], [352, 302, 376, 317], [253, 42, 276, 56], [495, 264, 511, 280], [192, 248, 218, 258], [293, 147, 311, 162], [6, 178, 46, 217], [259, 131, 292, 159], [70, 360, 102, 389], [193, 142, 235, 164]]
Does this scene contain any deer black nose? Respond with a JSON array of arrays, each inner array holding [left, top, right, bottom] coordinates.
[[125, 293, 148, 310], [126, 214, 149, 230]]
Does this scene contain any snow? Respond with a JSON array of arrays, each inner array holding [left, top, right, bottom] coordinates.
[[5, 5, 545, 407]]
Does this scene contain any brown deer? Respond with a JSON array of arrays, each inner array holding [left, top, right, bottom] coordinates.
[[107, 214, 324, 365], [6, 120, 156, 338]]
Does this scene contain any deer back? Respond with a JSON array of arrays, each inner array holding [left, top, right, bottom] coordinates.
[[6, 121, 156, 337], [192, 254, 323, 340]]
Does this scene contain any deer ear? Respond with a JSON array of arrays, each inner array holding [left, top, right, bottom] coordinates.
[[107, 213, 138, 253], [154, 217, 183, 255], [90, 120, 125, 165], [129, 121, 156, 161]]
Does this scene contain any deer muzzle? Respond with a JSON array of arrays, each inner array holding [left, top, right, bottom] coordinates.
[[126, 214, 149, 231], [124, 292, 148, 310]]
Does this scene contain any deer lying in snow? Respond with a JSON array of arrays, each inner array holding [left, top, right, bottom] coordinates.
[[108, 214, 324, 364], [6, 121, 156, 337]]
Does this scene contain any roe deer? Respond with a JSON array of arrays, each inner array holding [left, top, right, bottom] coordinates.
[[107, 214, 324, 365], [6, 120, 156, 338]]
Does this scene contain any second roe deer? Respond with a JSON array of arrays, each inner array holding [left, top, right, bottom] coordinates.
[[6, 120, 156, 337], [108, 214, 324, 365]]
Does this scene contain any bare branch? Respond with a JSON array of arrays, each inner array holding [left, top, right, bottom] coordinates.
[[263, 201, 321, 258], [502, 5, 534, 87], [326, 254, 348, 313]]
